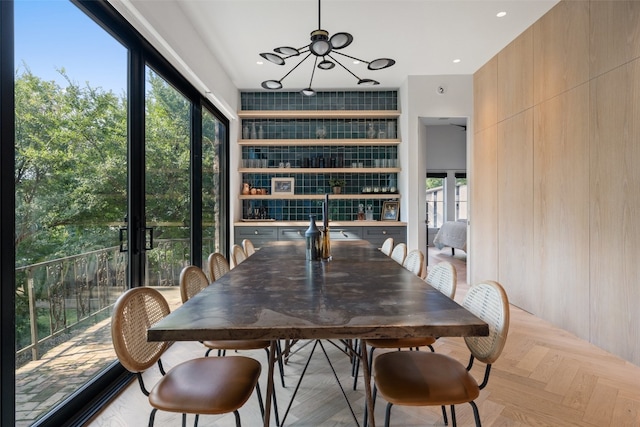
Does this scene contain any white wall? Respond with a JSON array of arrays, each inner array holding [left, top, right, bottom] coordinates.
[[400, 75, 473, 255], [425, 125, 467, 170]]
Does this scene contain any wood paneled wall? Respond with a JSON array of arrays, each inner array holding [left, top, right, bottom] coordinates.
[[472, 0, 640, 365]]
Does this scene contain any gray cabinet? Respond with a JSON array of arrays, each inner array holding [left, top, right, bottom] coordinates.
[[362, 226, 406, 247], [235, 226, 277, 247], [236, 225, 405, 248]]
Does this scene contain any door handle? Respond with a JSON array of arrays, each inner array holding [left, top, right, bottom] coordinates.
[[119, 227, 128, 253], [144, 227, 154, 250]]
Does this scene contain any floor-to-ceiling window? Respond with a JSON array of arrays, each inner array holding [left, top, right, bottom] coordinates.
[[14, 2, 128, 424], [3, 1, 230, 425], [202, 108, 226, 264], [144, 68, 191, 289]]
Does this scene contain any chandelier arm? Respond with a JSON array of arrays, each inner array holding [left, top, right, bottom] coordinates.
[[327, 54, 362, 81], [277, 52, 313, 83], [308, 56, 319, 88], [331, 50, 369, 65]]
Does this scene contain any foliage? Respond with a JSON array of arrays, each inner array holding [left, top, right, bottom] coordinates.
[[329, 177, 346, 187], [15, 67, 127, 266]]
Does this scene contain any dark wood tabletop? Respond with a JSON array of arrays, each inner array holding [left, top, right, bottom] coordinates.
[[147, 240, 488, 343]]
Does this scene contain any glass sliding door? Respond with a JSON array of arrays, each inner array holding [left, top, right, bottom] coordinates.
[[202, 108, 224, 266], [144, 67, 191, 305], [14, 1, 128, 424]]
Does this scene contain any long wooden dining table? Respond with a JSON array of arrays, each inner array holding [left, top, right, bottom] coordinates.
[[147, 240, 489, 427]]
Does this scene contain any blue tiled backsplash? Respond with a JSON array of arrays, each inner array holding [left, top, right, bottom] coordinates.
[[241, 146, 398, 169], [242, 118, 397, 139], [240, 91, 397, 111], [241, 90, 399, 221], [243, 198, 397, 222]]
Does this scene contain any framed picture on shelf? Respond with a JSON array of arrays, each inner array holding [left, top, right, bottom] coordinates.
[[381, 201, 399, 221], [271, 177, 295, 195]]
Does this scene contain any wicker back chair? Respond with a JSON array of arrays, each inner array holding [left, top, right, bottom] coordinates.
[[372, 281, 510, 427], [231, 244, 247, 268], [425, 261, 457, 299], [111, 287, 263, 427], [389, 243, 407, 265], [379, 237, 394, 256], [242, 239, 256, 257], [402, 249, 424, 277], [207, 252, 231, 282], [179, 265, 210, 304]]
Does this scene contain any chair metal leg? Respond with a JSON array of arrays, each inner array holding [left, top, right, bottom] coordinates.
[[182, 413, 187, 427], [384, 402, 393, 427], [148, 408, 157, 427], [276, 341, 286, 388], [469, 401, 482, 427], [256, 382, 265, 419], [352, 341, 361, 390], [194, 413, 199, 427], [451, 404, 457, 427], [233, 410, 241, 427], [441, 405, 448, 425]]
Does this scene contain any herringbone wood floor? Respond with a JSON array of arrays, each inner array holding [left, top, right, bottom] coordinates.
[[87, 247, 640, 426]]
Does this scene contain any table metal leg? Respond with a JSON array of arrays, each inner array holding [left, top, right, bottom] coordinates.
[[360, 340, 376, 427], [263, 339, 277, 427]]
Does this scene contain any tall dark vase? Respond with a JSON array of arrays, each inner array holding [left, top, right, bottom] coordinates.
[[305, 215, 321, 261]]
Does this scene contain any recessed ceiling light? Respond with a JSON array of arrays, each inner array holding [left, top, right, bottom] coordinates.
[[453, 59, 461, 63], [257, 61, 263, 65], [496, 11, 507, 18]]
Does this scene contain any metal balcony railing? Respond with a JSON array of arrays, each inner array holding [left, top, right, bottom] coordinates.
[[15, 238, 196, 364]]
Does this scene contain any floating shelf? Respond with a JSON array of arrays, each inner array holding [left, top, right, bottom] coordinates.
[[238, 167, 400, 174], [238, 110, 400, 119], [239, 194, 400, 200], [238, 138, 400, 146]]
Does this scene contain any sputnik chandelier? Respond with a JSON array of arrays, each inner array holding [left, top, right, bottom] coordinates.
[[259, 0, 395, 96]]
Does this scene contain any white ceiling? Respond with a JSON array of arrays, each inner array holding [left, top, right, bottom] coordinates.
[[113, 0, 557, 95]]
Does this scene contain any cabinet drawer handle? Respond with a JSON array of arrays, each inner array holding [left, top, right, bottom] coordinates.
[[297, 230, 302, 236], [382, 230, 387, 235], [254, 230, 259, 235], [341, 231, 348, 238]]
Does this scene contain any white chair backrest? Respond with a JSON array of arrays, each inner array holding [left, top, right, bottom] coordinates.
[[402, 249, 424, 277], [380, 237, 394, 256], [463, 280, 510, 364], [390, 243, 407, 265], [425, 261, 457, 299]]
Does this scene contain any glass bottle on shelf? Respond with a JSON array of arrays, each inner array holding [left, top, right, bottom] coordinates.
[[367, 122, 376, 139], [365, 204, 374, 221]]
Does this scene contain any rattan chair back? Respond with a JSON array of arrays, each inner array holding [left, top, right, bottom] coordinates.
[[389, 243, 407, 265], [380, 237, 394, 256], [402, 249, 424, 277], [111, 287, 170, 373], [207, 252, 231, 282], [231, 244, 247, 268], [463, 280, 510, 364], [425, 261, 457, 299], [179, 265, 209, 303], [242, 239, 256, 257]]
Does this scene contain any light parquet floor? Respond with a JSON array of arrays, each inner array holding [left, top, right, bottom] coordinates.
[[86, 247, 640, 426]]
